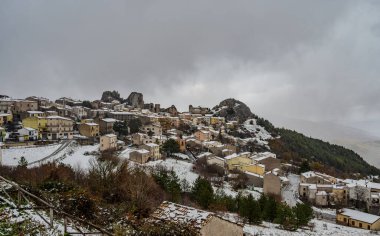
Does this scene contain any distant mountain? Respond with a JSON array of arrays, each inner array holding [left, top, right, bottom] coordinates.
[[268, 116, 380, 168]]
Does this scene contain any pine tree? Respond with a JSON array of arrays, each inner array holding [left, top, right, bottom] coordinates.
[[299, 161, 311, 174], [262, 195, 277, 222], [275, 203, 297, 231], [167, 170, 181, 203], [191, 177, 214, 209], [293, 203, 313, 227], [162, 139, 180, 157], [18, 156, 28, 167]]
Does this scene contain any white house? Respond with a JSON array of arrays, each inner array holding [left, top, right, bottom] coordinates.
[[18, 127, 38, 141]]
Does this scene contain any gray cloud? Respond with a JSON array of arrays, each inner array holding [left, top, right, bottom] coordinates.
[[1, 0, 380, 135]]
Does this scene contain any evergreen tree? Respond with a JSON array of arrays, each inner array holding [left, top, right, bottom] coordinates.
[[262, 196, 277, 222], [298, 161, 311, 174], [167, 170, 181, 203], [293, 203, 313, 227], [275, 203, 297, 231], [162, 139, 180, 157], [238, 194, 261, 224], [191, 177, 214, 209], [128, 118, 142, 134], [18, 156, 28, 168], [113, 121, 129, 136]]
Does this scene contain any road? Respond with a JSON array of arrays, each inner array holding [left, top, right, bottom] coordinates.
[[282, 173, 301, 207], [27, 140, 73, 166]]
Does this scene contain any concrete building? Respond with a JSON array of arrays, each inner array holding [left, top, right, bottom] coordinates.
[[337, 208, 380, 230], [18, 127, 38, 141], [129, 149, 151, 164], [194, 130, 211, 142], [141, 123, 162, 136], [0, 113, 12, 126], [300, 171, 336, 185], [224, 152, 252, 170], [45, 116, 74, 140], [253, 152, 281, 171], [100, 134, 117, 151], [263, 173, 282, 196], [98, 118, 117, 135], [142, 143, 161, 160], [79, 123, 100, 138]]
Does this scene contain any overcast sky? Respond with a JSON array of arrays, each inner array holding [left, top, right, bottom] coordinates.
[[1, 0, 380, 136]]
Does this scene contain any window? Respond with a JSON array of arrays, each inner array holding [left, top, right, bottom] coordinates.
[[359, 223, 362, 228], [344, 218, 347, 222], [368, 225, 370, 230], [352, 221, 355, 226]]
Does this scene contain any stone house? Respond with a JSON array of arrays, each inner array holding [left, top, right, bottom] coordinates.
[[300, 171, 336, 185], [194, 130, 211, 142], [151, 201, 243, 236], [100, 134, 117, 152], [129, 149, 151, 164], [79, 123, 100, 138], [98, 118, 117, 135], [142, 143, 161, 160], [141, 123, 162, 136], [253, 152, 281, 171], [263, 172, 282, 196]]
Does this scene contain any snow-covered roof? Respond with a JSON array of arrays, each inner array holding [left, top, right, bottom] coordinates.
[[27, 111, 44, 114], [197, 152, 213, 158], [110, 112, 134, 115], [343, 179, 380, 190], [144, 143, 159, 147], [224, 153, 238, 160], [104, 134, 117, 138], [151, 201, 212, 229], [20, 127, 36, 131], [46, 116, 72, 121], [101, 118, 117, 123], [0, 113, 11, 117], [339, 208, 380, 224], [84, 122, 99, 126], [135, 149, 150, 154], [244, 171, 263, 178]]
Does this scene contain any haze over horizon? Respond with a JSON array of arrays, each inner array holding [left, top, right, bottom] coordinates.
[[1, 0, 380, 137]]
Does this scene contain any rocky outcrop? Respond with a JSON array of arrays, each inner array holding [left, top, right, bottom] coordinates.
[[212, 98, 254, 123], [126, 92, 144, 109], [164, 105, 178, 116], [101, 90, 122, 103]]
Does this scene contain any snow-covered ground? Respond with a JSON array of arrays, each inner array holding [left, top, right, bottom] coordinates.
[[244, 218, 373, 236], [1, 142, 99, 170], [242, 119, 272, 140], [144, 158, 199, 185], [2, 143, 61, 166], [59, 144, 98, 170], [282, 174, 301, 207]]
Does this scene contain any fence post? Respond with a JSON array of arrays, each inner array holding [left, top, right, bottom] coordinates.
[[64, 217, 67, 233], [50, 208, 54, 228]]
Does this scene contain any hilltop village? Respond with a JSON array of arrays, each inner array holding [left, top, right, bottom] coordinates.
[[1, 91, 380, 235]]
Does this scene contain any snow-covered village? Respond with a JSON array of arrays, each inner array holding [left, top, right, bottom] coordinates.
[[1, 93, 380, 235], [2, 1, 380, 235]]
